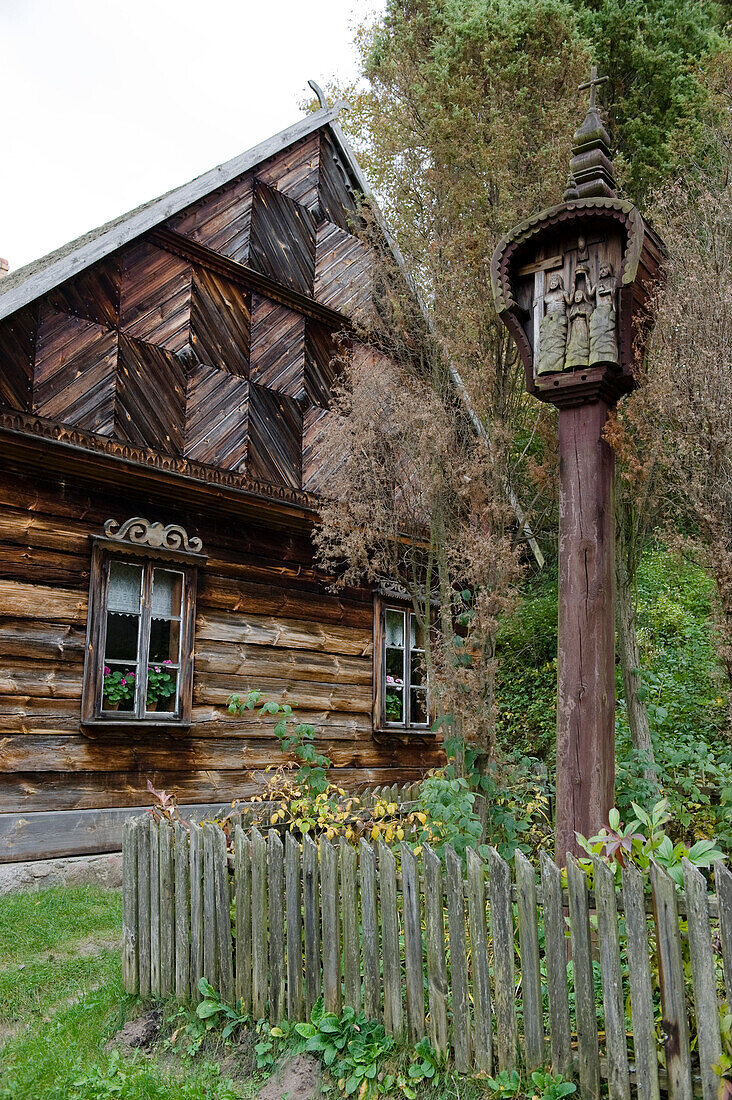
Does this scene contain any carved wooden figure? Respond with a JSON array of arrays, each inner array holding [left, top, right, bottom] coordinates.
[[491, 71, 665, 860]]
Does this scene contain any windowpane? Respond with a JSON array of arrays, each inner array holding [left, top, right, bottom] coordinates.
[[385, 686, 404, 723], [149, 618, 180, 665], [410, 688, 428, 726], [107, 562, 142, 613], [147, 665, 178, 713], [105, 613, 139, 661], [410, 654, 427, 688], [385, 609, 405, 648], [385, 648, 404, 683], [409, 615, 426, 651], [102, 666, 137, 712], [151, 569, 183, 618]]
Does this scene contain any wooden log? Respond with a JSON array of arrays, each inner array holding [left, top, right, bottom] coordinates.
[[651, 862, 693, 1100], [174, 822, 190, 1001], [202, 823, 217, 990], [137, 818, 151, 998], [158, 821, 174, 999], [379, 841, 403, 1039], [359, 839, 380, 1021], [401, 842, 425, 1044], [215, 824, 234, 1006], [621, 862, 660, 1100], [423, 844, 448, 1057], [539, 852, 572, 1076], [122, 820, 138, 994], [150, 818, 161, 996], [251, 826, 268, 1019], [488, 846, 517, 1072], [566, 856, 600, 1099], [189, 823, 204, 1001], [285, 831, 303, 1021], [268, 830, 285, 1022], [592, 857, 630, 1100], [445, 845, 471, 1072], [515, 850, 543, 1071], [234, 826, 252, 1013], [340, 838, 360, 1012], [303, 833, 321, 1018], [320, 837, 341, 1015], [683, 860, 721, 1100], [466, 847, 492, 1074], [716, 861, 732, 1008]]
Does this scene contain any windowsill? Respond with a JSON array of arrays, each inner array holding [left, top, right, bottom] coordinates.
[[373, 726, 438, 742], [81, 717, 191, 731]]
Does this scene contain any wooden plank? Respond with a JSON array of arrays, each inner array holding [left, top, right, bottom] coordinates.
[[268, 830, 285, 1022], [202, 823, 217, 990], [488, 846, 517, 1072], [285, 831, 303, 1020], [122, 820, 138, 994], [445, 845, 471, 1072], [215, 824, 234, 1006], [303, 833, 320, 1019], [158, 821, 174, 999], [320, 837, 341, 1015], [234, 825, 252, 1014], [137, 818, 151, 998], [189, 823, 203, 1000], [592, 857, 630, 1100], [251, 826, 268, 1019], [423, 844, 448, 1057], [401, 842, 425, 1043], [379, 841, 403, 1039], [622, 863, 660, 1100], [150, 819, 161, 996], [566, 856, 600, 1099], [515, 850, 543, 1071], [466, 847, 492, 1073], [539, 851, 572, 1076], [341, 838, 361, 1011], [359, 839, 380, 1021], [716, 861, 732, 1007], [683, 859, 721, 1100], [174, 822, 190, 1001], [651, 862, 693, 1100]]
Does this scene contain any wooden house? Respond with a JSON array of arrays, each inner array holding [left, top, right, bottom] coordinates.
[[0, 103, 442, 861]]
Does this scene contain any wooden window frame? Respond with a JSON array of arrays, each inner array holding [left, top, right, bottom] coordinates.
[[82, 535, 205, 729], [373, 594, 432, 735]]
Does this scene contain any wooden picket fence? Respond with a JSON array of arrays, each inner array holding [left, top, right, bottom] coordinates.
[[122, 815, 732, 1100]]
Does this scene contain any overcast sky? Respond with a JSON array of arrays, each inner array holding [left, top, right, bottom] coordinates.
[[2, 0, 381, 271]]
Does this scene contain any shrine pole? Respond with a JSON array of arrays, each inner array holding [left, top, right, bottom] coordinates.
[[490, 70, 665, 860]]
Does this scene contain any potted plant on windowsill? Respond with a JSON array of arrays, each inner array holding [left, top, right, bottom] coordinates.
[[102, 667, 135, 711], [385, 676, 404, 722], [147, 661, 176, 712]]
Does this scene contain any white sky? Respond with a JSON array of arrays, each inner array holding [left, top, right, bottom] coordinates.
[[2, 0, 382, 271]]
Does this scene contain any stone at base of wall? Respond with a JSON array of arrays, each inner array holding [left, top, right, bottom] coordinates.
[[0, 852, 123, 896]]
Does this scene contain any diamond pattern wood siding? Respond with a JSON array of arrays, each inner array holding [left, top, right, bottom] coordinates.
[[302, 403, 337, 494], [249, 294, 305, 398], [249, 181, 317, 296], [190, 268, 250, 376], [33, 308, 118, 435], [256, 132, 320, 209], [184, 362, 248, 470], [119, 242, 193, 353], [318, 130, 359, 232], [314, 221, 371, 319], [48, 258, 120, 329], [305, 318, 343, 408], [247, 381, 302, 489], [115, 335, 186, 454], [167, 174, 253, 265], [0, 306, 34, 411]]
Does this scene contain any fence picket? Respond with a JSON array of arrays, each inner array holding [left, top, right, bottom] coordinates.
[[621, 862, 659, 1100], [174, 822, 190, 1001], [214, 823, 234, 1006], [341, 838, 361, 1011], [466, 847, 492, 1073], [122, 821, 139, 994], [566, 856, 600, 1100], [539, 852, 571, 1076], [159, 821, 174, 999], [189, 823, 203, 1000], [717, 862, 732, 1006], [683, 859, 721, 1100], [321, 837, 341, 1015], [359, 839, 380, 1021], [251, 827, 268, 1019], [593, 857, 630, 1100], [445, 845, 471, 1072], [137, 818, 151, 998], [268, 830, 285, 1022], [488, 846, 517, 1072], [651, 862, 693, 1100], [379, 841, 403, 1039], [401, 841, 425, 1044], [202, 824, 217, 990], [150, 817, 161, 995], [423, 844, 448, 1057], [515, 850, 543, 1071], [235, 825, 252, 1014], [285, 831, 303, 1021], [303, 833, 321, 1018]]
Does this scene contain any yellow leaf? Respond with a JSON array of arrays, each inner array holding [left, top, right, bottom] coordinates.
[[270, 813, 279, 825]]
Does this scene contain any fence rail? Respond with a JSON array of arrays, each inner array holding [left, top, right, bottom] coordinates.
[[122, 815, 731, 1100]]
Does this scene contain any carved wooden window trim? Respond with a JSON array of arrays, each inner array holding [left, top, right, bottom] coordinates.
[[81, 518, 206, 729], [373, 593, 432, 735]]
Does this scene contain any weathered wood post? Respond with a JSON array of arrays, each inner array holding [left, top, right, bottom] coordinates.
[[490, 69, 664, 860]]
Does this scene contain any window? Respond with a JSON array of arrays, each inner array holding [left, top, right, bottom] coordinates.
[[82, 518, 205, 726], [375, 599, 430, 730]]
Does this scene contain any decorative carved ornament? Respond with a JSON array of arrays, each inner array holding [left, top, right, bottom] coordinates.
[[104, 517, 203, 554]]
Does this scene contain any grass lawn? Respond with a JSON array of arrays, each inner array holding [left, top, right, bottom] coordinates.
[[0, 886, 246, 1100]]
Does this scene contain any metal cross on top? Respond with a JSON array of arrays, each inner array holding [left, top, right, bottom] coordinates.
[[579, 65, 609, 111]]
